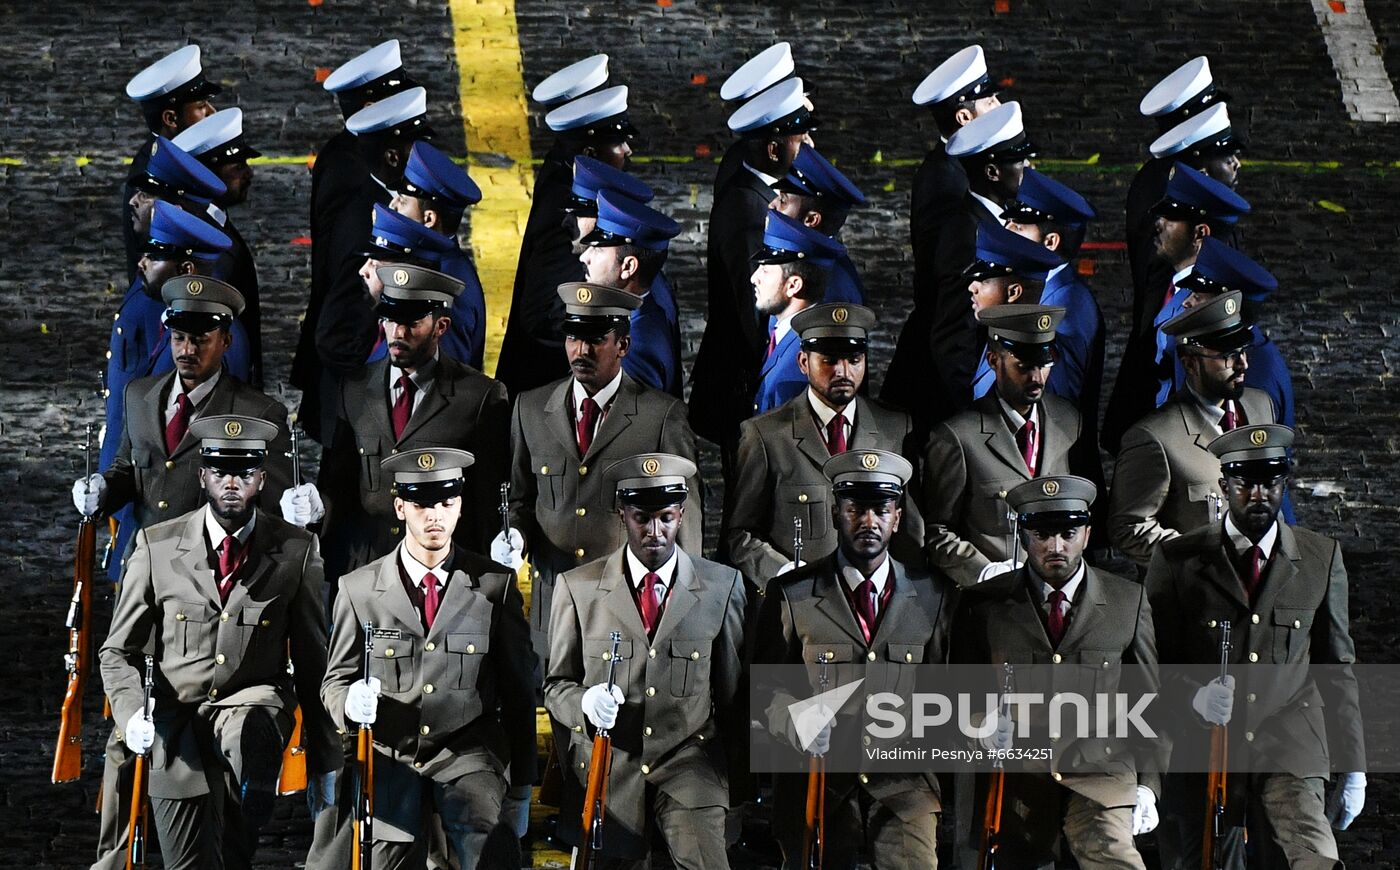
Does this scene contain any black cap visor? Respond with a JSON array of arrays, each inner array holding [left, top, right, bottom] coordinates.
[[563, 315, 627, 341], [164, 310, 233, 334], [1187, 322, 1253, 353], [617, 484, 689, 511], [201, 448, 265, 474], [994, 336, 1056, 366], [1019, 510, 1091, 532], [832, 481, 904, 502], [741, 107, 818, 141], [399, 477, 464, 506], [374, 293, 442, 324]]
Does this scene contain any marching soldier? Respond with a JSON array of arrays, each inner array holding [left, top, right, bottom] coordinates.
[[1109, 291, 1276, 569], [122, 45, 220, 279], [714, 42, 801, 193], [297, 38, 418, 443], [1146, 425, 1364, 867], [751, 212, 846, 415], [909, 44, 1002, 310], [691, 76, 814, 471], [579, 188, 685, 396], [544, 454, 747, 866], [949, 476, 1162, 869], [752, 449, 952, 868], [728, 303, 925, 584], [922, 305, 1085, 586], [389, 139, 488, 369], [885, 100, 1034, 435], [173, 107, 265, 386], [769, 143, 867, 305], [323, 448, 537, 869], [499, 284, 702, 667], [497, 80, 635, 396], [565, 153, 655, 257], [99, 415, 340, 867], [320, 264, 510, 583], [966, 220, 1065, 398]]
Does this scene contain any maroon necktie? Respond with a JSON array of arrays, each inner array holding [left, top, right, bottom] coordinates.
[[577, 397, 601, 456], [765, 326, 777, 360], [422, 571, 441, 629], [1017, 419, 1037, 475], [391, 374, 415, 441], [1242, 546, 1265, 603], [852, 579, 877, 644], [1222, 401, 1239, 432], [1046, 589, 1068, 647], [640, 572, 661, 635], [1161, 279, 1177, 312], [215, 536, 248, 604], [165, 392, 192, 455], [826, 415, 848, 455]]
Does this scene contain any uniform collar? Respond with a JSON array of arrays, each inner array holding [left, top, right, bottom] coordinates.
[[625, 545, 678, 590], [573, 370, 623, 414], [1172, 264, 1194, 286], [171, 369, 221, 410], [807, 388, 856, 429], [203, 504, 255, 551], [400, 543, 451, 588], [1186, 383, 1228, 421], [970, 189, 1004, 220], [1046, 262, 1068, 283], [1224, 513, 1278, 561], [743, 161, 781, 188], [390, 354, 438, 391], [997, 393, 1039, 431], [836, 548, 891, 596], [1032, 559, 1086, 607], [205, 202, 228, 227], [772, 309, 799, 344]]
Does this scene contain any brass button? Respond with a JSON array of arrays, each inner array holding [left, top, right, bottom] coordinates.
[[644, 726, 653, 736], [421, 725, 430, 735], [906, 652, 914, 663], [165, 460, 176, 470], [215, 654, 226, 665], [389, 487, 398, 496], [209, 689, 218, 699], [640, 763, 650, 774], [1251, 614, 1261, 624], [1052, 772, 1062, 782], [646, 686, 656, 697], [859, 773, 869, 784], [602, 652, 611, 662], [261, 619, 270, 627], [1293, 619, 1302, 629], [1247, 693, 1257, 703], [997, 490, 1008, 499], [573, 725, 583, 733], [1102, 661, 1111, 669], [425, 642, 436, 651], [175, 613, 187, 621], [158, 500, 169, 510], [359, 447, 365, 455], [867, 651, 876, 661], [220, 612, 229, 622], [114, 313, 120, 321], [1105, 746, 1112, 755], [576, 507, 587, 517], [579, 762, 586, 769], [826, 650, 834, 660], [690, 651, 700, 661], [466, 644, 476, 654], [1248, 652, 1259, 663], [1245, 731, 1255, 742], [863, 735, 871, 746], [1208, 620, 1218, 629], [697, 733, 705, 741], [1302, 701, 1310, 708], [1052, 654, 1062, 664], [648, 648, 656, 659], [798, 493, 808, 503], [391, 448, 399, 455], [575, 548, 586, 559], [390, 526, 400, 535], [578, 465, 588, 476], [385, 648, 395, 657], [423, 683, 435, 694], [540, 465, 550, 474], [415, 762, 424, 769]]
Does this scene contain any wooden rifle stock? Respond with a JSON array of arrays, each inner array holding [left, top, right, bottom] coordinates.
[[574, 631, 622, 870], [352, 622, 375, 870], [55, 424, 98, 783], [980, 664, 1014, 870], [1203, 621, 1232, 870], [278, 646, 308, 795], [801, 651, 828, 869], [125, 655, 154, 870]]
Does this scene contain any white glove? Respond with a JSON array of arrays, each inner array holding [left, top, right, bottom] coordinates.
[[123, 700, 155, 754], [306, 770, 336, 816], [1131, 785, 1159, 835], [792, 704, 834, 756], [1192, 676, 1235, 726], [73, 473, 106, 516], [345, 677, 381, 725], [980, 710, 1015, 752], [491, 528, 525, 570], [977, 559, 1022, 584], [1326, 771, 1366, 830], [581, 683, 625, 730], [776, 559, 805, 576], [279, 483, 325, 527], [500, 784, 532, 837]]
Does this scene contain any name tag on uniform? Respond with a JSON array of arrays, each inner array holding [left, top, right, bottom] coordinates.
[[371, 628, 404, 640]]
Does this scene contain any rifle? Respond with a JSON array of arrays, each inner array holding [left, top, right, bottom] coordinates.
[[499, 481, 511, 543], [801, 651, 830, 870], [979, 663, 1014, 870], [276, 431, 310, 795], [792, 517, 804, 569], [1203, 621, 1233, 870], [574, 630, 622, 870], [94, 371, 118, 572], [125, 655, 154, 870], [54, 424, 98, 783], [352, 622, 376, 870]]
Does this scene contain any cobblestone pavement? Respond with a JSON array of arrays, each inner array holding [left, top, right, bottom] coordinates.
[[1, 1, 1397, 866]]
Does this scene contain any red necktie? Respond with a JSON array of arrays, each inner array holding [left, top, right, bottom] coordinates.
[[765, 326, 777, 360], [640, 571, 661, 635], [852, 579, 877, 644], [826, 415, 847, 454], [422, 571, 441, 629], [216, 536, 247, 604], [1161, 279, 1177, 312], [1017, 419, 1037, 475], [165, 392, 192, 455], [1242, 546, 1264, 603], [1046, 589, 1068, 647], [577, 397, 600, 456], [391, 374, 415, 441], [1222, 401, 1239, 432]]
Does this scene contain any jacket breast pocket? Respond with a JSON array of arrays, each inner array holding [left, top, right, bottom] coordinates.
[[669, 640, 711, 697], [981, 479, 1022, 540], [132, 446, 155, 490], [359, 435, 383, 493], [1272, 608, 1315, 663], [236, 605, 268, 656], [165, 599, 212, 660], [373, 638, 416, 693], [583, 637, 632, 692], [779, 484, 828, 547], [448, 632, 490, 690], [536, 457, 566, 512]]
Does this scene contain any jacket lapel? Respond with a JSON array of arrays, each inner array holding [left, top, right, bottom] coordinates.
[[1177, 397, 1218, 453], [760, 329, 798, 379], [1056, 567, 1108, 652], [544, 379, 580, 458], [599, 548, 650, 642], [174, 509, 223, 606], [373, 548, 431, 636], [1250, 524, 1300, 613], [851, 397, 883, 451], [979, 395, 1031, 479], [148, 375, 174, 458], [172, 372, 236, 459], [1200, 527, 1251, 610], [397, 363, 454, 444], [870, 560, 926, 648], [584, 375, 639, 462], [813, 562, 868, 648], [424, 553, 483, 644], [650, 549, 700, 647], [789, 397, 832, 469], [368, 361, 394, 443]]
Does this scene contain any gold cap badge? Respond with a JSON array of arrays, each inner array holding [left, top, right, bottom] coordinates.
[[1042, 479, 1060, 496], [861, 453, 880, 470], [224, 420, 242, 438], [642, 458, 661, 476], [417, 453, 436, 470], [832, 307, 849, 324], [1037, 314, 1052, 331], [1225, 298, 1238, 316], [187, 280, 203, 296], [393, 269, 410, 286], [576, 286, 593, 304], [1250, 429, 1268, 446]]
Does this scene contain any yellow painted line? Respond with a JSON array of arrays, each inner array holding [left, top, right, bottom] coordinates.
[[448, 0, 535, 380]]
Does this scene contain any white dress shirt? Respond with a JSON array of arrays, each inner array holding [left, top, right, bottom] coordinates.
[[970, 190, 1004, 221], [164, 370, 221, 427], [837, 549, 891, 618], [389, 356, 437, 418], [626, 545, 679, 610], [204, 504, 256, 555], [572, 370, 623, 426], [1036, 560, 1086, 619], [1225, 513, 1279, 561], [400, 545, 450, 591], [808, 389, 856, 444], [743, 162, 781, 189]]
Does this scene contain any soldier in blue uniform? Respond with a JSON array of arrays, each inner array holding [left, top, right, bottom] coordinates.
[[389, 139, 488, 369], [750, 211, 845, 415], [769, 143, 867, 305], [966, 220, 1065, 400], [126, 135, 228, 255], [121, 45, 220, 281], [296, 39, 418, 442], [173, 107, 265, 386], [579, 189, 685, 396]]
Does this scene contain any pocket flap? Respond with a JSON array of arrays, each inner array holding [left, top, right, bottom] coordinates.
[[1273, 608, 1313, 630], [168, 599, 210, 623], [778, 484, 825, 506], [584, 637, 633, 662], [373, 638, 415, 659], [447, 632, 490, 655], [887, 644, 924, 664], [670, 640, 710, 660], [237, 606, 266, 627], [803, 641, 854, 663]]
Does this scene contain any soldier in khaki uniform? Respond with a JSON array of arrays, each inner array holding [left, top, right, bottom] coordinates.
[[727, 302, 924, 584], [545, 454, 746, 868], [753, 449, 953, 868], [921, 305, 1084, 586], [1146, 425, 1364, 869], [1109, 291, 1275, 569], [499, 283, 701, 664], [99, 416, 340, 868], [322, 448, 537, 870], [320, 263, 509, 582], [950, 476, 1161, 869]]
